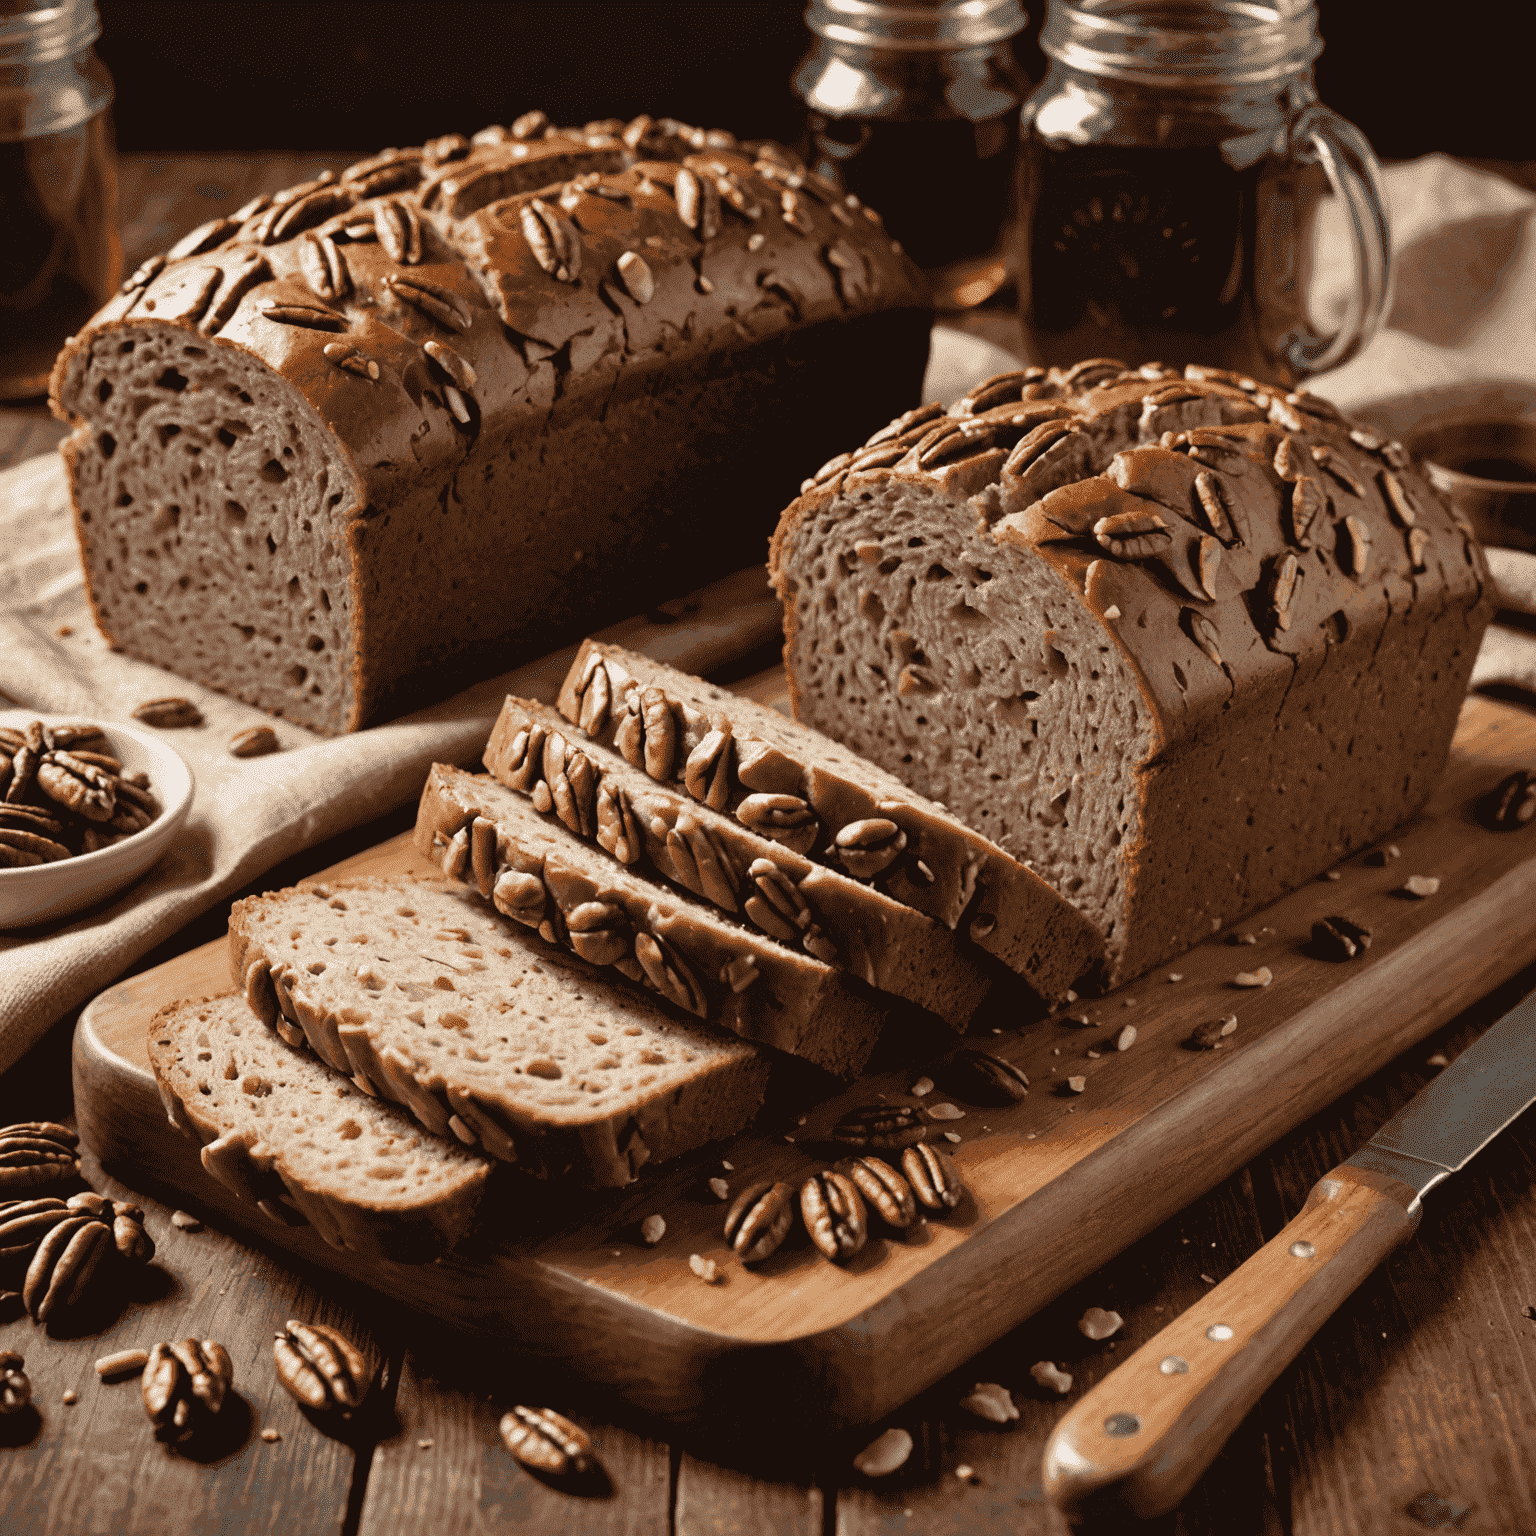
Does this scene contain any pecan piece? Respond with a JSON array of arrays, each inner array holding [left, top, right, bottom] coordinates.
[[736, 793, 818, 855], [492, 868, 546, 928], [132, 696, 204, 729], [0, 828, 70, 864], [1189, 1014, 1239, 1050], [724, 1179, 795, 1263], [902, 1142, 963, 1211], [615, 250, 655, 304], [519, 198, 582, 282], [835, 1155, 916, 1229], [1311, 915, 1373, 962], [565, 900, 630, 967], [634, 931, 705, 1015], [23, 1213, 112, 1321], [943, 1049, 1029, 1106], [142, 1338, 234, 1439], [833, 817, 906, 879], [1094, 508, 1173, 559], [674, 166, 721, 239], [500, 1405, 593, 1476], [833, 1103, 926, 1152], [665, 814, 738, 909], [683, 727, 733, 810], [36, 751, 117, 822], [387, 272, 470, 333], [375, 197, 423, 264], [1287, 474, 1327, 549], [0, 1121, 80, 1196], [229, 725, 280, 758], [594, 779, 642, 865], [1482, 769, 1536, 831], [298, 230, 350, 302], [743, 857, 812, 943], [273, 1319, 368, 1412], [573, 651, 612, 735], [0, 1350, 29, 1415], [801, 1170, 867, 1261]]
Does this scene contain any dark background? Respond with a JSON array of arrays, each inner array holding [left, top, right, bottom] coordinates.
[[96, 0, 1534, 163]]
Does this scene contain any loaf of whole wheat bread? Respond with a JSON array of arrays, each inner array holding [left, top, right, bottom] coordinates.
[[481, 694, 992, 1028], [49, 115, 927, 734], [415, 764, 890, 1078], [149, 992, 490, 1261], [227, 875, 770, 1186], [769, 361, 1493, 985], [555, 640, 1104, 999]]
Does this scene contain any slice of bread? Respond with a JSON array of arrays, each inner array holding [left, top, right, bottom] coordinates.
[[481, 695, 992, 1029], [415, 764, 889, 1079], [227, 876, 770, 1187], [555, 640, 1104, 1000], [148, 993, 490, 1263]]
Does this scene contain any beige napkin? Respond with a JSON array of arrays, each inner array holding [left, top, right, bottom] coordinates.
[[0, 446, 782, 1072]]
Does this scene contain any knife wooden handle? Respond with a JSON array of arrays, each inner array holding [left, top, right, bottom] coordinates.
[[1042, 1164, 1421, 1521]]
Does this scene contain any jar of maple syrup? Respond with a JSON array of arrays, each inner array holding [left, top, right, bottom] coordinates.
[[1017, 0, 1389, 384], [0, 0, 120, 401]]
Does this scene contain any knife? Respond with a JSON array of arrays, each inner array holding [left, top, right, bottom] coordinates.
[[1042, 990, 1536, 1521]]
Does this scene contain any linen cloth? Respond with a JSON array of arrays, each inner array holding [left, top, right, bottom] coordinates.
[[1, 153, 1534, 1072]]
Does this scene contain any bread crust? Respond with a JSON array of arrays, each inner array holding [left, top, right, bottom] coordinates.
[[49, 120, 929, 733], [767, 362, 1493, 984]]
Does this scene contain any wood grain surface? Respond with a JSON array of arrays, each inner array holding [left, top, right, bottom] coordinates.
[[68, 692, 1536, 1447]]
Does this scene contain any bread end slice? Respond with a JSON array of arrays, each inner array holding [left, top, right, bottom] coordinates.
[[148, 993, 490, 1263]]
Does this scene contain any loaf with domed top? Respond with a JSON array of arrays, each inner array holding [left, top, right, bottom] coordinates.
[[768, 359, 1492, 986], [49, 112, 928, 733]]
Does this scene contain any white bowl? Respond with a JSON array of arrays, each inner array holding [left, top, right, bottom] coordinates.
[[0, 710, 195, 930]]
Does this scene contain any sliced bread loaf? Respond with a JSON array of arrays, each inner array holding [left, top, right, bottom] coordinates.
[[227, 876, 770, 1186], [767, 363, 1491, 984], [415, 764, 888, 1078], [554, 640, 1103, 999], [482, 695, 991, 1028], [148, 993, 490, 1262]]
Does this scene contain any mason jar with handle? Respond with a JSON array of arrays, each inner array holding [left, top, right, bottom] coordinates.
[[1016, 0, 1389, 384], [0, 0, 120, 401]]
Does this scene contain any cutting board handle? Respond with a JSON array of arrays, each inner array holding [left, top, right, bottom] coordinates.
[[1042, 1164, 1421, 1521]]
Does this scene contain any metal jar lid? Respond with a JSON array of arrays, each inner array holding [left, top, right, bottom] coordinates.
[[805, 0, 1029, 52], [0, 0, 102, 67]]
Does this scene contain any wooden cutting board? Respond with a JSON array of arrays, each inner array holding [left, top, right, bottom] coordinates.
[[72, 689, 1536, 1432]]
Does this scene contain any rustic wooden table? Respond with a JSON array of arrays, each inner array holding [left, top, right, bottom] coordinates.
[[1, 152, 1534, 1536]]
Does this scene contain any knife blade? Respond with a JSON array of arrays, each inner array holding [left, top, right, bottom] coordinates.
[[1042, 991, 1536, 1521]]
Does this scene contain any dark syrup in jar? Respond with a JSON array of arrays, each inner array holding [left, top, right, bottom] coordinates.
[[1018, 135, 1313, 384], [0, 111, 119, 400], [808, 111, 1019, 271]]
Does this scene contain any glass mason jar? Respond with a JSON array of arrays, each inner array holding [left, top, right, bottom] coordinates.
[[0, 0, 120, 401], [794, 0, 1031, 273], [1017, 0, 1389, 384]]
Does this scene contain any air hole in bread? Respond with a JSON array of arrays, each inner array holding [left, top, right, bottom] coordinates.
[[157, 423, 181, 448], [97, 380, 113, 403], [260, 458, 288, 484], [156, 367, 188, 392], [98, 431, 116, 457], [284, 664, 307, 687]]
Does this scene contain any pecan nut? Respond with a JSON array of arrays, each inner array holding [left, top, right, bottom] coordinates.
[[500, 1405, 593, 1476], [565, 900, 630, 967], [519, 198, 582, 283], [833, 1103, 926, 1152], [142, 1338, 234, 1439], [633, 931, 706, 1016], [800, 1171, 867, 1262], [723, 1179, 795, 1263], [1311, 915, 1373, 962], [902, 1142, 963, 1212], [835, 1155, 916, 1230], [683, 727, 733, 810], [36, 751, 117, 822], [1094, 508, 1173, 559], [23, 1213, 112, 1322], [833, 818, 907, 879], [943, 1049, 1030, 1106], [229, 725, 280, 758], [1482, 769, 1536, 831], [0, 1350, 29, 1415], [0, 1121, 80, 1196], [594, 779, 642, 865], [573, 651, 612, 735], [132, 697, 204, 729], [735, 793, 818, 855], [273, 1319, 368, 1412], [492, 868, 547, 927], [665, 814, 738, 909]]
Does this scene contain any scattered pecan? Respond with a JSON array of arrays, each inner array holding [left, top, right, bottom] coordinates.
[[835, 1155, 916, 1229], [0, 1351, 30, 1415], [1481, 769, 1536, 831], [833, 1103, 927, 1152], [801, 1171, 867, 1262], [132, 697, 203, 729], [1311, 915, 1373, 961], [723, 1179, 795, 1263], [142, 1338, 234, 1439], [273, 1319, 368, 1413], [229, 725, 280, 759], [500, 1405, 593, 1476], [902, 1143, 963, 1211], [1189, 1015, 1239, 1049], [942, 1049, 1029, 1105], [0, 1121, 80, 1196]]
